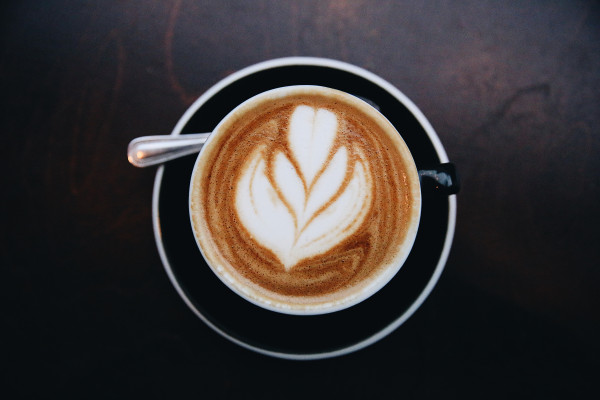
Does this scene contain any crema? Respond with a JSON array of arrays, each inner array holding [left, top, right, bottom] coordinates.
[[190, 86, 421, 313]]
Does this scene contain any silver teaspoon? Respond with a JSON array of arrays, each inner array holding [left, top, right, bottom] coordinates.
[[127, 133, 211, 167]]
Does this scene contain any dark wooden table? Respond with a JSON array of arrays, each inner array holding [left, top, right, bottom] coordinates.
[[3, 1, 599, 398]]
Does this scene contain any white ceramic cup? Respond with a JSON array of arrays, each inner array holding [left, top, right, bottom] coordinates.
[[188, 85, 421, 315]]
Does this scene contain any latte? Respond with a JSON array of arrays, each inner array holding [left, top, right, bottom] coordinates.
[[190, 86, 421, 314]]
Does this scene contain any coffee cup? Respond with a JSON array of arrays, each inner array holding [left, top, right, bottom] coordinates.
[[150, 57, 459, 358], [189, 85, 423, 315]]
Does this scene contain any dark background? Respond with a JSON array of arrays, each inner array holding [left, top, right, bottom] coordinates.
[[2, 0, 599, 398]]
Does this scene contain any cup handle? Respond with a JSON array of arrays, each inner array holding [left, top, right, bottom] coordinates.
[[418, 163, 460, 195]]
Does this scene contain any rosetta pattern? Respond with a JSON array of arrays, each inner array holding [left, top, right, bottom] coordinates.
[[235, 105, 373, 270]]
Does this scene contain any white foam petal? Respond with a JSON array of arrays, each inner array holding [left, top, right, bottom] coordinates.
[[295, 156, 372, 258], [303, 146, 348, 226], [235, 149, 297, 269], [273, 151, 305, 224], [288, 106, 337, 185]]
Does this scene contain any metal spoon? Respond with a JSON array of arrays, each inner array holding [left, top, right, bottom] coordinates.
[[127, 133, 211, 167]]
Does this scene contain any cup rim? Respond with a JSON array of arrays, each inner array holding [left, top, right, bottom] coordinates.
[[152, 57, 457, 360], [188, 84, 422, 315]]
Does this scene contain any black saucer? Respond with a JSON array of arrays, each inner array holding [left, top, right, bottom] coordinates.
[[153, 58, 456, 359]]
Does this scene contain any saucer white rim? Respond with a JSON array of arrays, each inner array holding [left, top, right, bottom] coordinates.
[[152, 56, 457, 360]]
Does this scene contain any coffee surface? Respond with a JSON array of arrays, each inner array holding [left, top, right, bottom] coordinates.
[[190, 88, 420, 311]]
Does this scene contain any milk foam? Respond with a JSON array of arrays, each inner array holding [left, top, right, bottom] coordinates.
[[235, 106, 373, 270]]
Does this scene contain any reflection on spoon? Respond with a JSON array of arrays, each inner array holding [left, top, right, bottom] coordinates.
[[127, 133, 211, 167]]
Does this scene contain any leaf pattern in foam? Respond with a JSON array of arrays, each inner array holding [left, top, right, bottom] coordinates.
[[288, 106, 338, 186], [235, 107, 373, 271]]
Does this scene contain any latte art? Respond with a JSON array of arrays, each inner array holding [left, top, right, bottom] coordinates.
[[190, 87, 421, 313], [235, 105, 373, 270]]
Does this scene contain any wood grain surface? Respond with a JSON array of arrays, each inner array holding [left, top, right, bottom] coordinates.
[[2, 1, 599, 398]]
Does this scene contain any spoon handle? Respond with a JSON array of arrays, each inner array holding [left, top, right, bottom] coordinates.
[[127, 133, 211, 167]]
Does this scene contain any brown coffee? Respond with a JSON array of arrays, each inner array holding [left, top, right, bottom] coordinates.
[[190, 86, 420, 313]]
